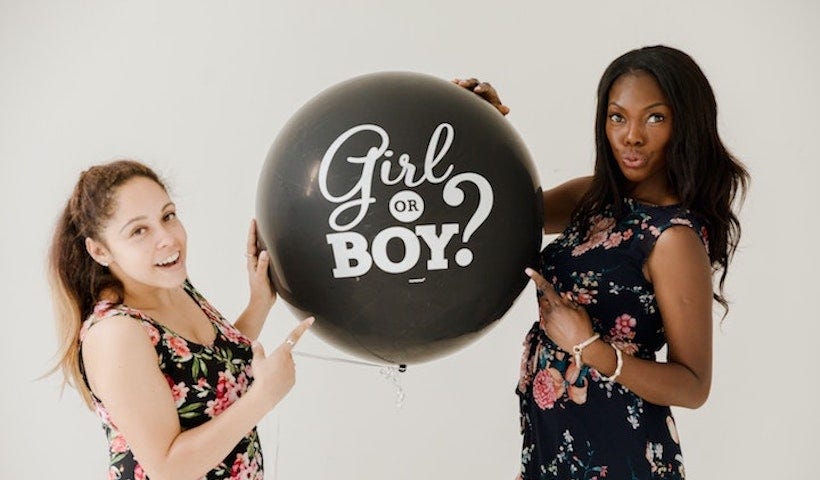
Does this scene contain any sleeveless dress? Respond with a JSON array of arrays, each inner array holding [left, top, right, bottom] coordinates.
[[79, 280, 263, 480], [517, 198, 708, 480]]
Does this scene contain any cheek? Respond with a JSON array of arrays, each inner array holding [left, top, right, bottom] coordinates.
[[656, 124, 673, 149], [605, 124, 616, 144], [177, 223, 188, 244]]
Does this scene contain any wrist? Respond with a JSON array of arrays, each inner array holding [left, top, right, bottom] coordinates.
[[584, 339, 622, 380], [248, 295, 275, 312], [245, 380, 280, 415]]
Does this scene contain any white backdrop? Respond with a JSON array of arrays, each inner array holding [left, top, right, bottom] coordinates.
[[2, 1, 818, 478]]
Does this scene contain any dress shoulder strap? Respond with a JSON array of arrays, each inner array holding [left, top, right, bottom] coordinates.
[[631, 203, 709, 260]]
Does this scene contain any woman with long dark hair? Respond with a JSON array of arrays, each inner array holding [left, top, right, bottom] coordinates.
[[457, 45, 748, 479], [48, 160, 312, 479]]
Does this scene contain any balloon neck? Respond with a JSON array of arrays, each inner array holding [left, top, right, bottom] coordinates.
[[398, 364, 407, 373]]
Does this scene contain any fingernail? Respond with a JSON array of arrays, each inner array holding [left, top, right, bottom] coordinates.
[[525, 267, 534, 277], [307, 316, 315, 325]]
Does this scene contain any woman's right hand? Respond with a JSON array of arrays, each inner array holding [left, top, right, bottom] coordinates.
[[452, 77, 510, 115], [249, 317, 314, 410]]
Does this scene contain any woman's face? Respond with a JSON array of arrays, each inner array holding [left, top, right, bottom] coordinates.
[[89, 176, 188, 292], [605, 72, 674, 194]]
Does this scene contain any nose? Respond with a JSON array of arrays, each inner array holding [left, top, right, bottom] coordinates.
[[156, 225, 175, 249], [624, 121, 645, 147]]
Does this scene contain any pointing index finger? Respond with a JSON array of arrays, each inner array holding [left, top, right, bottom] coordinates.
[[284, 317, 314, 349], [525, 268, 560, 303]]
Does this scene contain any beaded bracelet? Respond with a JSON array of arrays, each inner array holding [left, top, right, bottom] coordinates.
[[571, 333, 600, 367], [598, 343, 623, 383]]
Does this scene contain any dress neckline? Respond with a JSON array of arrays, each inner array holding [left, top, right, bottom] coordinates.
[[623, 197, 682, 209], [119, 281, 220, 349]]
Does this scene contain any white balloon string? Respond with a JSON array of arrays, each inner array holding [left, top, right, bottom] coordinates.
[[292, 350, 406, 408]]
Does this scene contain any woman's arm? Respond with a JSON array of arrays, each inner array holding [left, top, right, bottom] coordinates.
[[234, 219, 276, 340], [542, 176, 593, 234], [530, 225, 713, 408], [82, 315, 312, 480]]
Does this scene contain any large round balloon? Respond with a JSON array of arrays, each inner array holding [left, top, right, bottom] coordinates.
[[256, 71, 542, 365]]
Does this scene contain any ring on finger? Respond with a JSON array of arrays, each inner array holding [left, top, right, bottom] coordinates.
[[285, 338, 295, 347]]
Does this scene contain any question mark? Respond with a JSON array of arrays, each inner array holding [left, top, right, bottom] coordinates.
[[443, 173, 494, 267]]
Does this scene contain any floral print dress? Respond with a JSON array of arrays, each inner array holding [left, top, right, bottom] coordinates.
[[79, 281, 263, 480], [517, 198, 708, 480]]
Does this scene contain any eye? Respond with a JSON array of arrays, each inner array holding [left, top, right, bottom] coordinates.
[[163, 211, 177, 222], [608, 113, 624, 123], [131, 226, 147, 237], [647, 113, 665, 123]]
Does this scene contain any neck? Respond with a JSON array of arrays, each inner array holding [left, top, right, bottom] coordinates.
[[121, 282, 183, 311], [626, 178, 679, 206]]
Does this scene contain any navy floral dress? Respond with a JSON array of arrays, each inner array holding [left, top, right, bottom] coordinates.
[[79, 281, 263, 480], [517, 198, 708, 480]]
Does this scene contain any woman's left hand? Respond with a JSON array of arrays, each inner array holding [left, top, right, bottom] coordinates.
[[525, 267, 596, 353], [246, 219, 276, 309]]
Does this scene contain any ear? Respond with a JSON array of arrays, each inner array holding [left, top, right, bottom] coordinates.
[[85, 237, 112, 268]]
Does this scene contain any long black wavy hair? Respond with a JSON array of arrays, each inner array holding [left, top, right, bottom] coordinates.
[[573, 45, 749, 314]]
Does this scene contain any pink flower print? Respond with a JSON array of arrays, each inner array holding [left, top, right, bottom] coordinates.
[[110, 433, 128, 453], [670, 217, 693, 228], [612, 341, 639, 356], [532, 367, 565, 410], [231, 452, 261, 480], [610, 314, 637, 340], [108, 466, 122, 480], [94, 402, 113, 425], [163, 333, 192, 362], [93, 301, 115, 317], [603, 231, 623, 249], [591, 215, 616, 233], [165, 375, 190, 408], [141, 322, 160, 346], [134, 464, 146, 480], [574, 288, 595, 305], [622, 229, 633, 241], [609, 314, 639, 355], [220, 322, 251, 345], [572, 230, 609, 256], [205, 370, 242, 418], [645, 442, 664, 472], [649, 225, 661, 237]]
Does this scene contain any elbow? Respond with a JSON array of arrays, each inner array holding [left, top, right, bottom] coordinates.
[[680, 382, 711, 409]]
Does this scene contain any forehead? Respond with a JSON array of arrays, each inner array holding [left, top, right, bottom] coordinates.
[[608, 72, 668, 105], [109, 176, 171, 219]]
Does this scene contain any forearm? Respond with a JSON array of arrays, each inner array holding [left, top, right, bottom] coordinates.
[[151, 386, 275, 480], [233, 299, 272, 341], [583, 340, 711, 409]]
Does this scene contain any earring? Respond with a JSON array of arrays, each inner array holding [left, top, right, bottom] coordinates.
[[100, 261, 109, 267]]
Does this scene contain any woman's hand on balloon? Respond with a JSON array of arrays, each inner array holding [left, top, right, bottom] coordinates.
[[249, 317, 314, 411], [452, 77, 510, 115], [246, 219, 276, 309], [525, 268, 596, 353]]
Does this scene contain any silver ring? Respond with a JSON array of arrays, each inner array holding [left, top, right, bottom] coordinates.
[[285, 338, 295, 347]]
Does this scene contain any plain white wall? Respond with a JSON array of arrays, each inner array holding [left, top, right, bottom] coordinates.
[[2, 1, 818, 478]]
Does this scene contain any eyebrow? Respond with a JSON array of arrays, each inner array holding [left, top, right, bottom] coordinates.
[[118, 202, 175, 234], [608, 101, 669, 110]]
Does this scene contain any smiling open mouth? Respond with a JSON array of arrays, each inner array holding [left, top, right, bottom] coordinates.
[[155, 252, 180, 267]]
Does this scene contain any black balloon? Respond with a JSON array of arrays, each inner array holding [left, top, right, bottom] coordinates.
[[256, 72, 542, 365]]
